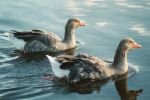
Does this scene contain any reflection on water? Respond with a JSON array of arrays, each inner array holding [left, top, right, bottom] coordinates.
[[131, 24, 150, 36], [131, 24, 145, 34], [66, 0, 84, 17], [84, 0, 97, 7], [55, 72, 143, 100], [116, 2, 144, 9], [0, 52, 142, 100], [96, 22, 108, 28], [0, 0, 149, 100], [115, 73, 143, 100]]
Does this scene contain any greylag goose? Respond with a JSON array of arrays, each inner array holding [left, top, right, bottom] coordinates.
[[5, 18, 86, 53], [47, 38, 141, 83]]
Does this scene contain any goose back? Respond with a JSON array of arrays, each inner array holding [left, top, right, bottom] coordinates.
[[57, 53, 109, 83]]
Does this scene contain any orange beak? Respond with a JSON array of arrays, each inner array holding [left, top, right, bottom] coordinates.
[[133, 42, 142, 48], [79, 21, 87, 26]]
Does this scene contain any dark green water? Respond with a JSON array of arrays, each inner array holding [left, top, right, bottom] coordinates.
[[0, 0, 149, 100]]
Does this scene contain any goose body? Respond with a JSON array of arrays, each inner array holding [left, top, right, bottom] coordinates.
[[5, 18, 86, 53], [47, 38, 141, 83]]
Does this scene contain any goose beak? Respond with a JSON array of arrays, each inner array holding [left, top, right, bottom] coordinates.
[[79, 21, 87, 26], [133, 42, 142, 48]]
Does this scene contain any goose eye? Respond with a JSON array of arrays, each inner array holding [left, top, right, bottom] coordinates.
[[128, 41, 133, 44]]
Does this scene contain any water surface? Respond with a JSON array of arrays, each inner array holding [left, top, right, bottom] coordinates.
[[0, 0, 150, 100]]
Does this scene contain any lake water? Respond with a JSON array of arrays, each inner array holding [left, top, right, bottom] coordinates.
[[0, 0, 150, 100]]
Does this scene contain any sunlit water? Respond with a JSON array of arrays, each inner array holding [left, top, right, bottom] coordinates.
[[0, 0, 150, 100]]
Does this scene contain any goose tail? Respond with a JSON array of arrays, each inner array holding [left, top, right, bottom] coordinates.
[[46, 55, 69, 77]]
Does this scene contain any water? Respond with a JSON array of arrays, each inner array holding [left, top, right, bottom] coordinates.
[[0, 0, 149, 100]]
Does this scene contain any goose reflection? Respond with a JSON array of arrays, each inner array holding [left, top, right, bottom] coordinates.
[[59, 72, 143, 100], [115, 73, 143, 100]]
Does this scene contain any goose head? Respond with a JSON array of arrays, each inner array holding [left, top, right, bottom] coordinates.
[[67, 18, 87, 28], [65, 18, 86, 31], [64, 18, 86, 44], [119, 38, 142, 52], [113, 38, 142, 66]]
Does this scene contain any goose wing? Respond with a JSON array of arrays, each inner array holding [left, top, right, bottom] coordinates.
[[58, 53, 108, 83], [23, 35, 63, 53], [11, 29, 61, 42]]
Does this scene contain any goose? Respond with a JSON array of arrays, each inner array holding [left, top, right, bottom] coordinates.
[[47, 38, 141, 83], [5, 18, 86, 53]]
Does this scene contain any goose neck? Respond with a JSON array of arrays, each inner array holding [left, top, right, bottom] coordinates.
[[63, 27, 76, 46], [113, 46, 128, 67]]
